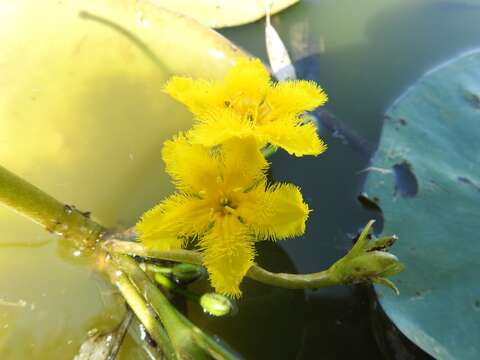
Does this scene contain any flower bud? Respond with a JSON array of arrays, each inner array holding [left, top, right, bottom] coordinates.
[[344, 251, 404, 279], [199, 293, 237, 317], [172, 263, 206, 283], [329, 220, 404, 294]]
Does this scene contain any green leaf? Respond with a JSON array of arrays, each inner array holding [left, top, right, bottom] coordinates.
[[364, 50, 480, 360], [148, 0, 300, 28]]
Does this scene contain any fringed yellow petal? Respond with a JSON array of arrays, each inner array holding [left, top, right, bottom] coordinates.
[[164, 76, 223, 116], [162, 133, 218, 193], [267, 80, 328, 118], [199, 216, 255, 297], [221, 136, 268, 190], [136, 193, 210, 250], [260, 117, 327, 156], [223, 58, 270, 105], [239, 181, 310, 241], [187, 109, 257, 147]]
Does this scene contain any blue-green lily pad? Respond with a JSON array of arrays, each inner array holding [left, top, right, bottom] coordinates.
[[364, 50, 480, 359]]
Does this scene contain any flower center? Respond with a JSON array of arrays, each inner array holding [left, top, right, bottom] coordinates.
[[225, 95, 271, 124], [217, 196, 237, 216]]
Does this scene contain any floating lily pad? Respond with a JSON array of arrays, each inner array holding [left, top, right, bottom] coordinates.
[[364, 50, 480, 360], [148, 0, 300, 28]]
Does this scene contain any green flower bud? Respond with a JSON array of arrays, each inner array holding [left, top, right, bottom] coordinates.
[[328, 220, 404, 294], [344, 251, 404, 280], [199, 293, 236, 317], [172, 263, 206, 283]]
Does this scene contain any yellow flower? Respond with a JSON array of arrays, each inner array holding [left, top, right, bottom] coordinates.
[[164, 58, 328, 157], [136, 134, 310, 297]]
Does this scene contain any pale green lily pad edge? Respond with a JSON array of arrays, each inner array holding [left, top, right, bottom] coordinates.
[[149, 0, 300, 28], [364, 49, 480, 360]]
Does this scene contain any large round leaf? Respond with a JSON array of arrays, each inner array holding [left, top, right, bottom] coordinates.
[[364, 50, 480, 360]]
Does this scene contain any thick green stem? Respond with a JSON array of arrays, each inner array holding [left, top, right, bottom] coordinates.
[[111, 254, 188, 342], [111, 254, 240, 360], [106, 241, 202, 264], [105, 262, 177, 360], [103, 240, 341, 289], [0, 164, 105, 250], [0, 164, 243, 357]]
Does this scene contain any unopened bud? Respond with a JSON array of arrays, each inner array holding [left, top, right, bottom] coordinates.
[[199, 293, 236, 317], [172, 263, 205, 283], [346, 251, 404, 279]]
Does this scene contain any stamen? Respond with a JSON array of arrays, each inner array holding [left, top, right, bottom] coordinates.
[[224, 206, 236, 214]]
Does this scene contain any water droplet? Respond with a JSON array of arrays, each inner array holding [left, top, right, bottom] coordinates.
[[136, 11, 150, 28], [139, 323, 147, 340], [207, 47, 225, 60], [64, 204, 74, 215], [87, 328, 99, 337]]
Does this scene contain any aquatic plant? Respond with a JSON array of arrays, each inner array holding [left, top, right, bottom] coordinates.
[[0, 55, 403, 357], [0, 4, 404, 359]]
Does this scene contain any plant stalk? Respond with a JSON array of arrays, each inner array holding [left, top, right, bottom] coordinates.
[[103, 240, 341, 289], [105, 261, 177, 360], [0, 164, 105, 250], [111, 253, 241, 360]]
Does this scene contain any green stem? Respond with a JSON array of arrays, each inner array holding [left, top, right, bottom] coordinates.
[[111, 254, 240, 360], [247, 264, 338, 289], [0, 164, 105, 250], [105, 262, 177, 360], [103, 240, 341, 289], [106, 241, 202, 264], [0, 164, 240, 357], [146, 263, 173, 275]]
